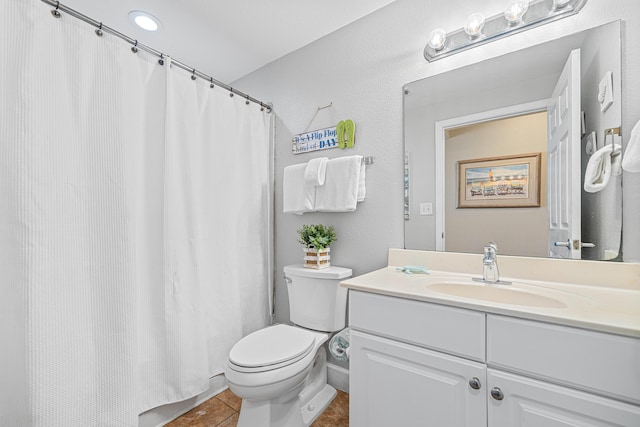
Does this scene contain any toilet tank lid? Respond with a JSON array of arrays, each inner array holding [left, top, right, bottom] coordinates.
[[284, 264, 352, 279]]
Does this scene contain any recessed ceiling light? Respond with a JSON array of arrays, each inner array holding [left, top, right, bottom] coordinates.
[[129, 11, 161, 32]]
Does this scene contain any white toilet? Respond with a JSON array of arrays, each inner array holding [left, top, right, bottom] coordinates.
[[225, 264, 352, 427]]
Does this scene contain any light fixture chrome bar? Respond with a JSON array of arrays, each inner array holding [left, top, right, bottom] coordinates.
[[40, 0, 272, 112], [424, 0, 588, 62]]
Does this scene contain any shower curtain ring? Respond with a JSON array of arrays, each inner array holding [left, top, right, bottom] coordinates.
[[229, 88, 234, 97], [191, 69, 197, 81], [95, 23, 103, 37], [131, 40, 138, 53], [245, 95, 250, 105], [51, 1, 61, 18], [158, 54, 164, 66], [210, 78, 214, 89]]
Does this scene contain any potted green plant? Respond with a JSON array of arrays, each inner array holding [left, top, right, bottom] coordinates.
[[297, 224, 337, 269]]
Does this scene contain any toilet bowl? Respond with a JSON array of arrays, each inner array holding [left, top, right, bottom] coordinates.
[[225, 265, 352, 427]]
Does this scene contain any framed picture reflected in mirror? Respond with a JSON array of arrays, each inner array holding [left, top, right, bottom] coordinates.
[[457, 152, 541, 209]]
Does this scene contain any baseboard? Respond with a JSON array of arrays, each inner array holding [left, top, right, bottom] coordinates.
[[327, 363, 349, 393], [138, 374, 228, 427]]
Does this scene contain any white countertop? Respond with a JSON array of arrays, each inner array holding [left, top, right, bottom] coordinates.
[[341, 266, 640, 338]]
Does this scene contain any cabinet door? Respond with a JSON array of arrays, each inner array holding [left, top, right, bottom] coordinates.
[[350, 330, 486, 427], [488, 369, 640, 427]]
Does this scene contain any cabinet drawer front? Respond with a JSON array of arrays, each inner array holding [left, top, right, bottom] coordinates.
[[350, 290, 485, 361], [350, 330, 486, 427], [487, 315, 640, 405], [488, 369, 640, 427]]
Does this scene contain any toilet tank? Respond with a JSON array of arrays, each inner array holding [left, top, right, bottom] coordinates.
[[284, 264, 352, 332]]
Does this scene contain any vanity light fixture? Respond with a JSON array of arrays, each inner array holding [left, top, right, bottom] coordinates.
[[129, 10, 162, 32], [424, 0, 587, 62], [552, 0, 573, 8]]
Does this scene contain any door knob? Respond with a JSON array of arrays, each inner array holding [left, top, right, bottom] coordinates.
[[490, 387, 504, 400], [468, 377, 481, 390]]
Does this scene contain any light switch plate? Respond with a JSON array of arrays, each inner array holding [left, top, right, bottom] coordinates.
[[419, 203, 433, 215]]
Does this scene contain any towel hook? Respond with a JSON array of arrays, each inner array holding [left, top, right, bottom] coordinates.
[[605, 127, 621, 155]]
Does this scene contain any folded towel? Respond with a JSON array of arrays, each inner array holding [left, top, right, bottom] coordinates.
[[304, 157, 328, 186], [584, 143, 620, 193], [622, 120, 640, 172], [612, 142, 622, 177], [283, 163, 315, 214], [315, 155, 363, 212], [357, 163, 366, 202]]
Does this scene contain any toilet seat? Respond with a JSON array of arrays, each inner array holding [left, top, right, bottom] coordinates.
[[228, 325, 316, 373]]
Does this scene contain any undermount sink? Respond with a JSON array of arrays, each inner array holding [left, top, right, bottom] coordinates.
[[426, 281, 568, 308]]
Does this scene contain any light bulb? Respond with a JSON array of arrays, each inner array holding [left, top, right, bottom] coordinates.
[[504, 0, 529, 25], [464, 13, 485, 39], [428, 28, 447, 51]]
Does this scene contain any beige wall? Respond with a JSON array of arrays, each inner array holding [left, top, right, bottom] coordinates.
[[445, 112, 548, 257]]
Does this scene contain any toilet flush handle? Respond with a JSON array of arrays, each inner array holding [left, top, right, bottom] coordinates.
[[283, 275, 292, 284]]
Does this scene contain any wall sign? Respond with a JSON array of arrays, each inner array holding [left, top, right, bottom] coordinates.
[[292, 126, 337, 154]]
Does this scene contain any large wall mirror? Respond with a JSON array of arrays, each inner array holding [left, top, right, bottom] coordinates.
[[404, 21, 626, 261]]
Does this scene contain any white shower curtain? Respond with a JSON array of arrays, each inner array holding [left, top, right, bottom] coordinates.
[[0, 0, 271, 425]]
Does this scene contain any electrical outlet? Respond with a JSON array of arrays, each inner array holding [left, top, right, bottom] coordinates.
[[419, 203, 433, 215]]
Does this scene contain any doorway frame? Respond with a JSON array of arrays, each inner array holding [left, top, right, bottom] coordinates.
[[433, 99, 550, 251]]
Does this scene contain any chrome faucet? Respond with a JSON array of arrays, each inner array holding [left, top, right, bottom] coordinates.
[[472, 242, 511, 285], [482, 242, 500, 283]]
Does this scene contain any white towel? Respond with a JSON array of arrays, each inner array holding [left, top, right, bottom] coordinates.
[[316, 155, 363, 212], [283, 163, 315, 214], [622, 120, 640, 173], [357, 163, 366, 202], [304, 157, 328, 186], [584, 143, 620, 193]]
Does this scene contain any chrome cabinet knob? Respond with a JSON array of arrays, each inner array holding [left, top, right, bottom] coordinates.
[[468, 377, 481, 390], [490, 387, 504, 400]]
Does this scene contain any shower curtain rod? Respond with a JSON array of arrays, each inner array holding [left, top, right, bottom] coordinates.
[[41, 0, 273, 112]]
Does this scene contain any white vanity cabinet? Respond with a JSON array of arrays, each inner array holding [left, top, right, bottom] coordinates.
[[351, 331, 486, 427], [350, 290, 487, 427], [349, 290, 640, 427], [486, 315, 640, 426], [488, 369, 640, 427]]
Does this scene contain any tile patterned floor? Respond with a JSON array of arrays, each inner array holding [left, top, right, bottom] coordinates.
[[165, 388, 349, 427]]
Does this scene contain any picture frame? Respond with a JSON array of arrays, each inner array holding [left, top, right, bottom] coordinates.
[[457, 153, 541, 208]]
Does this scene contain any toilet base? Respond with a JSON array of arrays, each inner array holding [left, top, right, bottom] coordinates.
[[235, 350, 336, 427], [300, 384, 336, 426], [237, 384, 336, 427]]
